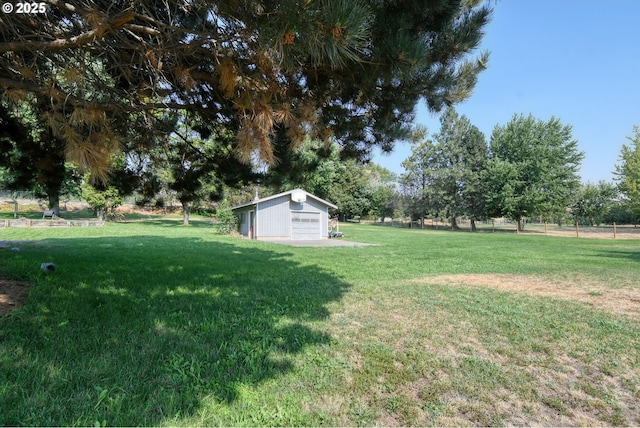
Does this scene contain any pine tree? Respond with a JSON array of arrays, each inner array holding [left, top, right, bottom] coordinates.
[[1, 0, 492, 174], [264, 135, 342, 201], [150, 118, 256, 225], [401, 107, 487, 229], [0, 103, 80, 215], [401, 139, 437, 225]]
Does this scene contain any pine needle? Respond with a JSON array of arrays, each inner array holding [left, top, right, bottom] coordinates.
[[218, 62, 238, 97]]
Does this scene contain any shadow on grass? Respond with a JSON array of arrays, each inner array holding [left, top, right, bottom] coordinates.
[[593, 249, 640, 262], [127, 219, 214, 228], [0, 234, 349, 425]]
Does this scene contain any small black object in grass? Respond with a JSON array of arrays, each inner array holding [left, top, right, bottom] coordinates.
[[41, 262, 56, 272]]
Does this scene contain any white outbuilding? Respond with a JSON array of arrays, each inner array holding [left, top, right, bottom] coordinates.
[[232, 189, 337, 240]]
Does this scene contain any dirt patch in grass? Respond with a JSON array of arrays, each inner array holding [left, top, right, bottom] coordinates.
[[0, 278, 30, 316], [332, 274, 640, 426], [330, 277, 640, 426], [414, 274, 640, 318]]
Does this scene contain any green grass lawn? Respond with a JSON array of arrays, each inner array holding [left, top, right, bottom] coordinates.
[[1, 222, 639, 426]]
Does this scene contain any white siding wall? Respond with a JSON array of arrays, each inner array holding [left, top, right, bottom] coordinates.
[[234, 192, 333, 239], [256, 194, 330, 239], [256, 195, 291, 238]]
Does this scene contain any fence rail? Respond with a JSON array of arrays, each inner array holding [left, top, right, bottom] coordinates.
[[356, 217, 639, 239], [1, 219, 104, 228]]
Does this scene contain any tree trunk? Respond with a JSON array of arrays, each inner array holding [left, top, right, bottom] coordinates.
[[181, 201, 191, 225], [451, 216, 458, 230], [48, 192, 60, 217], [471, 219, 477, 232], [516, 216, 522, 233]]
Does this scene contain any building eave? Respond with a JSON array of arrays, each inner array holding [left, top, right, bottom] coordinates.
[[231, 188, 337, 211]]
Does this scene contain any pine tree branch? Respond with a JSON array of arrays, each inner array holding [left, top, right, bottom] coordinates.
[[40, 0, 83, 14], [122, 24, 162, 37], [0, 77, 198, 112], [0, 10, 135, 53]]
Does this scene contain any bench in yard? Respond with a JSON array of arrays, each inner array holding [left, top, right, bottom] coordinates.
[[43, 210, 56, 219]]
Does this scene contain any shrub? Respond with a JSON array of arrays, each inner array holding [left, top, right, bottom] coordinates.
[[80, 180, 123, 221], [213, 200, 238, 234]]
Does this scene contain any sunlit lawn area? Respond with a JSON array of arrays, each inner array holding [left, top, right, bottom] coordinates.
[[1, 221, 639, 426]]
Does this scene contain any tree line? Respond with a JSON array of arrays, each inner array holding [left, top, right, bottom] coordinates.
[[233, 110, 639, 229], [2, 104, 639, 229], [293, 111, 639, 229], [230, 112, 640, 230], [2, 0, 637, 228], [401, 111, 640, 229]]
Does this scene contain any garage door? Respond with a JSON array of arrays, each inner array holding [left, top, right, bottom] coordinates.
[[291, 212, 321, 239]]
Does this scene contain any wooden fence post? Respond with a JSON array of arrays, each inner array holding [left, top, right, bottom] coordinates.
[[575, 221, 579, 238]]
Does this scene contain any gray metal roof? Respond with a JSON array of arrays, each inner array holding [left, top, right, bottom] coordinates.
[[231, 188, 337, 211]]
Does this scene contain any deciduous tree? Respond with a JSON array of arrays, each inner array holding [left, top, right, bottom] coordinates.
[[572, 181, 618, 226], [80, 177, 123, 221], [614, 126, 640, 213], [484, 114, 584, 231], [328, 160, 373, 221], [365, 164, 398, 222]]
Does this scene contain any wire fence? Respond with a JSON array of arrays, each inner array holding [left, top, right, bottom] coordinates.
[[355, 217, 640, 240]]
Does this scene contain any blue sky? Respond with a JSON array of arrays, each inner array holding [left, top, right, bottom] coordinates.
[[372, 1, 640, 184]]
